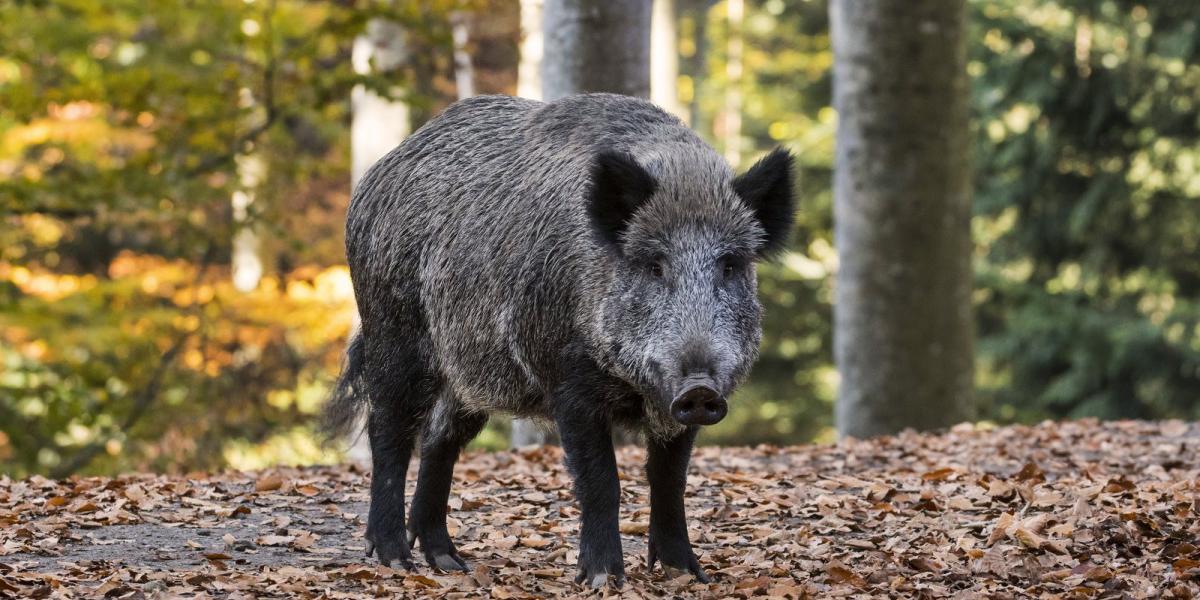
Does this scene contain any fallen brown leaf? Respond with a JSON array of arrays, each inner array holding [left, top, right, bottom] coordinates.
[[0, 420, 1195, 598], [619, 521, 648, 535], [255, 474, 284, 492]]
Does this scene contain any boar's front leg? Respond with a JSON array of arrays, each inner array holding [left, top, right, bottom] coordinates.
[[646, 427, 709, 582], [553, 380, 624, 588]]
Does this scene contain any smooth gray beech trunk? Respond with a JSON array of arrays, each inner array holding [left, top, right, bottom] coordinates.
[[511, 0, 652, 448], [830, 0, 975, 438], [541, 0, 652, 101]]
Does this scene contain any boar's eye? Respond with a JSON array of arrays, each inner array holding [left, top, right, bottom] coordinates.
[[649, 262, 665, 279], [720, 255, 741, 280]]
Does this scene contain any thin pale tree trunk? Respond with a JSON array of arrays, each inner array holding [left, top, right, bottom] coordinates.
[[231, 151, 265, 293], [722, 0, 743, 167], [651, 0, 687, 121], [510, 0, 547, 448], [346, 18, 411, 463], [350, 19, 410, 187], [512, 0, 553, 447], [830, 0, 975, 438], [512, 0, 651, 448], [684, 0, 713, 130], [517, 0, 544, 100], [232, 8, 273, 294], [451, 12, 475, 100]]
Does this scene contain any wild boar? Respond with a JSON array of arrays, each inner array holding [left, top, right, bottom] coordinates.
[[323, 93, 794, 586]]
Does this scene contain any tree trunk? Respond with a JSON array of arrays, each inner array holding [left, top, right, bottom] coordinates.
[[231, 152, 265, 293], [541, 0, 652, 101], [451, 12, 476, 100], [721, 0, 743, 167], [517, 0, 544, 100], [347, 18, 410, 463], [231, 10, 273, 294], [510, 0, 548, 448], [511, 0, 651, 448], [830, 0, 975, 438], [651, 0, 687, 121], [350, 19, 410, 188], [511, 419, 550, 449], [683, 0, 713, 132]]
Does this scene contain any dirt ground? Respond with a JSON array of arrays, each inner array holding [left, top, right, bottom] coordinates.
[[2, 419, 1199, 598]]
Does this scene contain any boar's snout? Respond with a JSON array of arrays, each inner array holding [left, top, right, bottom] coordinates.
[[669, 376, 727, 426]]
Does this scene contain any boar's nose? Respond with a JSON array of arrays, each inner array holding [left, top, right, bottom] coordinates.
[[670, 376, 727, 426]]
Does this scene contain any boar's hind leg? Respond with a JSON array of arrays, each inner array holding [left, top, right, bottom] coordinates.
[[553, 376, 625, 588], [407, 401, 486, 571], [363, 336, 430, 569], [646, 427, 709, 582]]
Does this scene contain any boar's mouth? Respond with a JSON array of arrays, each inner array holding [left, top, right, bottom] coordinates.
[[668, 376, 728, 426]]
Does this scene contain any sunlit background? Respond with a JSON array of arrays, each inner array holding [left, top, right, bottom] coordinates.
[[2, 0, 1198, 477]]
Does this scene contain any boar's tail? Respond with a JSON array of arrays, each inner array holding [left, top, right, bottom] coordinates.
[[320, 332, 368, 443]]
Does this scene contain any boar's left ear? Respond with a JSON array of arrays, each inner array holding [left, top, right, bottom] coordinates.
[[587, 150, 657, 251], [733, 147, 796, 257]]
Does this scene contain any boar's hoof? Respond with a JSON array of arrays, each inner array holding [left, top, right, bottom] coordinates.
[[407, 527, 470, 571], [576, 571, 625, 589], [660, 564, 711, 583], [365, 536, 414, 570], [430, 551, 470, 572], [574, 551, 626, 588], [647, 539, 711, 583]]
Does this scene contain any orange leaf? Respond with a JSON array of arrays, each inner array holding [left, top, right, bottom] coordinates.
[[1174, 558, 1200, 573], [519, 535, 553, 549], [921, 468, 955, 481], [619, 521, 648, 535], [406, 574, 440, 588], [827, 562, 866, 587], [255, 474, 283, 492], [1013, 462, 1045, 483]]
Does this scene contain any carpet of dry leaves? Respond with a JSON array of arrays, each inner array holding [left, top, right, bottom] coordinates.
[[2, 419, 1199, 599]]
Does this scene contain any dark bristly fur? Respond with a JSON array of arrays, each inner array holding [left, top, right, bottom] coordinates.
[[323, 93, 795, 587]]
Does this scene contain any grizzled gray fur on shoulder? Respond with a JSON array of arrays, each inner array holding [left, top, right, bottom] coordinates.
[[323, 93, 795, 587]]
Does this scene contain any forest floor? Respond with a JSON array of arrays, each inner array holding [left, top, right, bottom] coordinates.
[[2, 420, 1199, 599]]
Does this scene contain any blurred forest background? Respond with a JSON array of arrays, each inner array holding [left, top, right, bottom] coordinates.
[[1, 0, 1198, 477]]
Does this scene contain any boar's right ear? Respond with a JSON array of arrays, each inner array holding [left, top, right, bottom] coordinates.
[[733, 147, 796, 258], [587, 150, 657, 251]]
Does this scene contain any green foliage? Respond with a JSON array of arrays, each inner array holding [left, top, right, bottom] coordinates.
[[972, 0, 1200, 421], [693, 0, 1200, 441]]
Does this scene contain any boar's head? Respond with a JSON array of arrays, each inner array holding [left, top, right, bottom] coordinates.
[[588, 146, 795, 438]]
